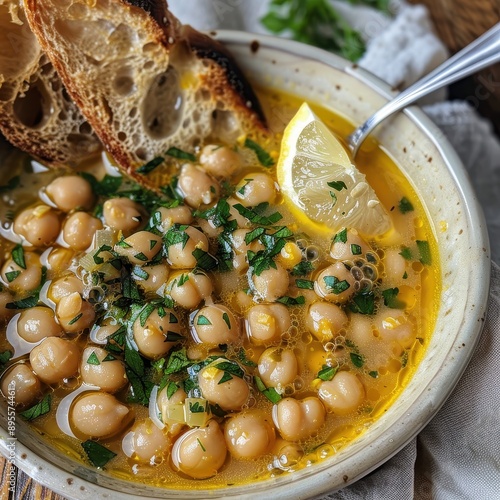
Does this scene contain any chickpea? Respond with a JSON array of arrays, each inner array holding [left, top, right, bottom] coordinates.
[[191, 304, 239, 345], [384, 248, 407, 282], [80, 346, 127, 393], [1, 252, 42, 294], [62, 212, 103, 251], [48, 274, 83, 303], [17, 306, 63, 343], [251, 263, 289, 302], [374, 310, 415, 351], [70, 391, 133, 439], [103, 197, 147, 235], [347, 315, 392, 371], [178, 163, 220, 208], [305, 302, 348, 342], [13, 205, 61, 246], [56, 292, 95, 332], [234, 173, 277, 207], [133, 262, 169, 294], [167, 271, 213, 310], [30, 337, 80, 384], [133, 308, 182, 359], [199, 144, 241, 178], [195, 218, 221, 240], [45, 175, 94, 212], [258, 348, 298, 388], [114, 231, 162, 265], [231, 228, 264, 272], [0, 290, 15, 321], [224, 410, 275, 459], [46, 247, 74, 274], [314, 262, 356, 304], [1, 363, 42, 407], [122, 418, 170, 464], [276, 242, 302, 270], [171, 420, 227, 479], [272, 397, 326, 441], [198, 360, 249, 411], [152, 205, 193, 232], [318, 371, 365, 415], [246, 303, 291, 345], [330, 228, 373, 261], [165, 225, 209, 269], [2, 252, 42, 293]]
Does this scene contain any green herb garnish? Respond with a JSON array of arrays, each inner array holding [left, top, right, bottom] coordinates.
[[86, 352, 100, 365], [20, 394, 51, 421], [82, 440, 117, 468], [136, 156, 164, 174], [416, 240, 432, 265], [244, 138, 274, 167], [398, 197, 414, 214], [317, 364, 338, 381], [166, 147, 196, 162]]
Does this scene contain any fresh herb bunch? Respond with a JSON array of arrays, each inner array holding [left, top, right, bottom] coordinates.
[[261, 0, 390, 61]]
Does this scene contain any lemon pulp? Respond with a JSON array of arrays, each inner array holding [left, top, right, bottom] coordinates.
[[276, 103, 391, 237]]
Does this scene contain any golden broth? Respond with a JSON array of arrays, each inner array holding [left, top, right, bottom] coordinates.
[[0, 88, 440, 490]]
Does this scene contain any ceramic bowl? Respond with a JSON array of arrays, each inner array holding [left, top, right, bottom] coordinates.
[[0, 30, 491, 499]]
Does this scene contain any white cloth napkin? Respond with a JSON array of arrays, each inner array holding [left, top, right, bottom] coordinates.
[[169, 1, 500, 498]]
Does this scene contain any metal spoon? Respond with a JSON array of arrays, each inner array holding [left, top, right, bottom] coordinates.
[[348, 22, 500, 157]]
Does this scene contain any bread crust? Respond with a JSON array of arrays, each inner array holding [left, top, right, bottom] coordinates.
[[24, 0, 267, 186], [0, 0, 100, 167]]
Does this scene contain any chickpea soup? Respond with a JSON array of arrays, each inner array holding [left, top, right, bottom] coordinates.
[[0, 89, 440, 489]]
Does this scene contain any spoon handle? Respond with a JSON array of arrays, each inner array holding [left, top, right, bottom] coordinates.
[[349, 22, 500, 156]]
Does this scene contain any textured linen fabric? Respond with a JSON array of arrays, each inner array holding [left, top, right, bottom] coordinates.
[[168, 1, 500, 498]]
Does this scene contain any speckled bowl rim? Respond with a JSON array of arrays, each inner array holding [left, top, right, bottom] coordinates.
[[0, 30, 491, 500]]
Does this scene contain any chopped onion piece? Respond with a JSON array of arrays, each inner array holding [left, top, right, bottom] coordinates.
[[184, 398, 210, 428], [148, 385, 165, 430]]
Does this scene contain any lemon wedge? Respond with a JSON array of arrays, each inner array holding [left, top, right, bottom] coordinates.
[[277, 103, 391, 237]]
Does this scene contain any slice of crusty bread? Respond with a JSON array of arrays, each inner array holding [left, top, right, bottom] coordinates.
[[24, 0, 267, 186], [0, 0, 100, 167]]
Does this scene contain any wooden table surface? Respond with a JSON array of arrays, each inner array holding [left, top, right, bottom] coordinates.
[[0, 455, 67, 500]]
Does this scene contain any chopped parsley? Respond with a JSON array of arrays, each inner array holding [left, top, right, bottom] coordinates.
[[12, 244, 26, 269], [196, 315, 212, 326], [5, 270, 21, 283], [398, 197, 414, 214], [349, 291, 376, 315], [323, 275, 350, 294], [82, 440, 117, 468], [295, 279, 314, 290], [416, 240, 432, 265], [166, 147, 196, 162], [317, 364, 338, 381], [332, 228, 347, 244], [136, 156, 164, 174], [277, 295, 306, 306], [86, 352, 101, 365], [244, 138, 274, 167], [19, 394, 51, 421], [291, 260, 314, 276], [254, 376, 282, 403], [382, 288, 406, 309], [399, 246, 412, 260], [192, 248, 218, 271], [222, 312, 231, 329]]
